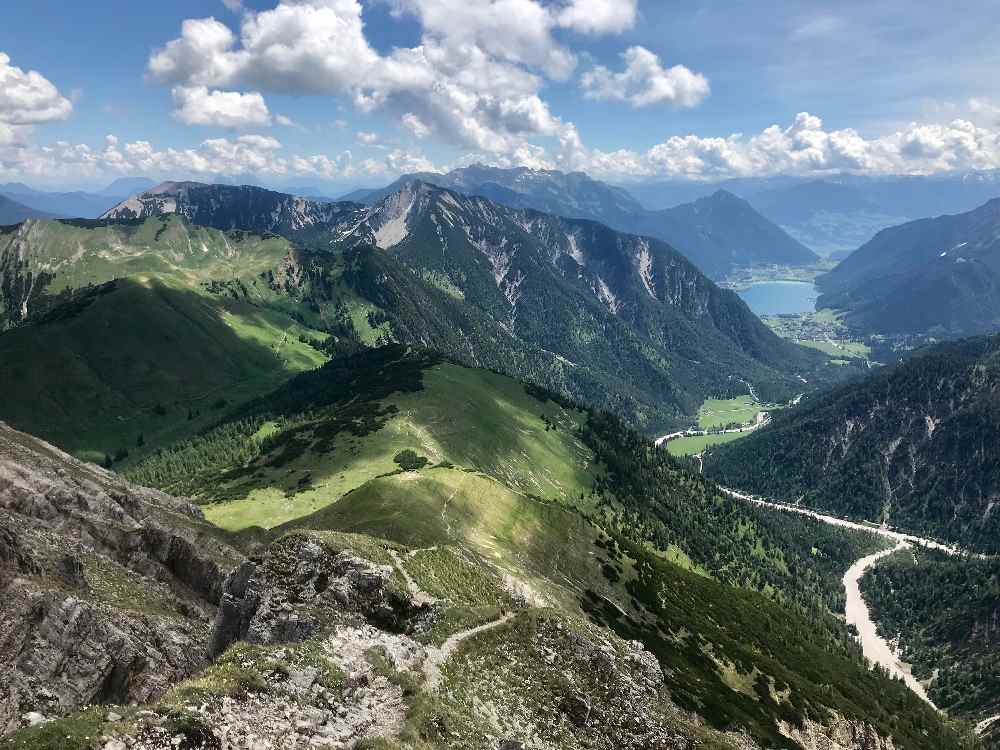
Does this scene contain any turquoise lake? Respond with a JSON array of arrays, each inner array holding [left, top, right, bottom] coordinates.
[[737, 281, 818, 316]]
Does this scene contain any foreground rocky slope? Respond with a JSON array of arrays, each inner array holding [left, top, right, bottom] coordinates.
[[0, 421, 241, 734]]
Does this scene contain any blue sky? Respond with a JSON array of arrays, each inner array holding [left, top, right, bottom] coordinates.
[[2, 0, 1000, 190]]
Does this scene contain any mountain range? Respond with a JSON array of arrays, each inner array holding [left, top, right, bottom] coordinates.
[[626, 170, 1000, 259], [341, 165, 819, 279], [817, 197, 1000, 336], [92, 180, 830, 434]]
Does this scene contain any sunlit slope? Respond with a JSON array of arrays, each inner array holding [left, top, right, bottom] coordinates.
[[123, 346, 967, 748], [276, 468, 960, 750], [128, 348, 598, 530]]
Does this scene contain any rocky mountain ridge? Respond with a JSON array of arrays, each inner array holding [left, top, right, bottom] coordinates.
[[344, 164, 818, 278], [102, 181, 364, 245]]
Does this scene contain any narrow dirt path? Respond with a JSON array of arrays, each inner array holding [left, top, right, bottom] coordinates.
[[422, 613, 516, 690], [387, 548, 438, 606]]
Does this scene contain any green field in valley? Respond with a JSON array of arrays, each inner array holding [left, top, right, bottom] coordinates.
[[796, 338, 871, 359], [666, 431, 748, 456], [696, 397, 762, 429]]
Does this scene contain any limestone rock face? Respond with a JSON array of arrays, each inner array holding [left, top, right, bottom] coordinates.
[[209, 533, 429, 657], [0, 421, 242, 734], [780, 716, 898, 750]]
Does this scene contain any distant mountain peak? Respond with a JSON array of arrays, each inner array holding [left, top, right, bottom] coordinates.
[[706, 188, 744, 202]]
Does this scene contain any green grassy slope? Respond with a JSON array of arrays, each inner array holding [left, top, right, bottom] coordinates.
[[129, 347, 881, 615], [0, 216, 339, 461], [0, 278, 327, 461], [128, 348, 597, 530]]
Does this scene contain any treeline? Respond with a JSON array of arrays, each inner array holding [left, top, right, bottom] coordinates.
[[126, 345, 437, 496], [126, 416, 273, 494]]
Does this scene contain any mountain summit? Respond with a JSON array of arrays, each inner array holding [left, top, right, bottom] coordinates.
[[346, 165, 818, 278], [101, 181, 362, 242]]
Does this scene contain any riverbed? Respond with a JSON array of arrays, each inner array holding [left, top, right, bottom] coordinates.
[[719, 487, 981, 710], [843, 542, 936, 707]]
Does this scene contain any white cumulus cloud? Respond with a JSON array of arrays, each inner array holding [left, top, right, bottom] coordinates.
[[0, 130, 441, 185], [401, 112, 430, 139], [581, 46, 710, 108], [388, 0, 577, 79], [171, 86, 272, 128], [549, 112, 1000, 181], [0, 52, 73, 126], [557, 0, 638, 35], [146, 0, 640, 158]]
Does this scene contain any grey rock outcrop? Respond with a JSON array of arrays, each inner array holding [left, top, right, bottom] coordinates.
[[0, 421, 243, 734], [209, 533, 429, 657]]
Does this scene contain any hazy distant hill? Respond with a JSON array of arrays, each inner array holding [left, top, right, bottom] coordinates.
[[817, 198, 1000, 336], [0, 194, 55, 224], [0, 186, 121, 219], [641, 189, 818, 277], [99, 176, 156, 196], [625, 171, 1000, 258]]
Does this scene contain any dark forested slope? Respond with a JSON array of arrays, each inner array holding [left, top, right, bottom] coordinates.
[[705, 334, 1000, 552]]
